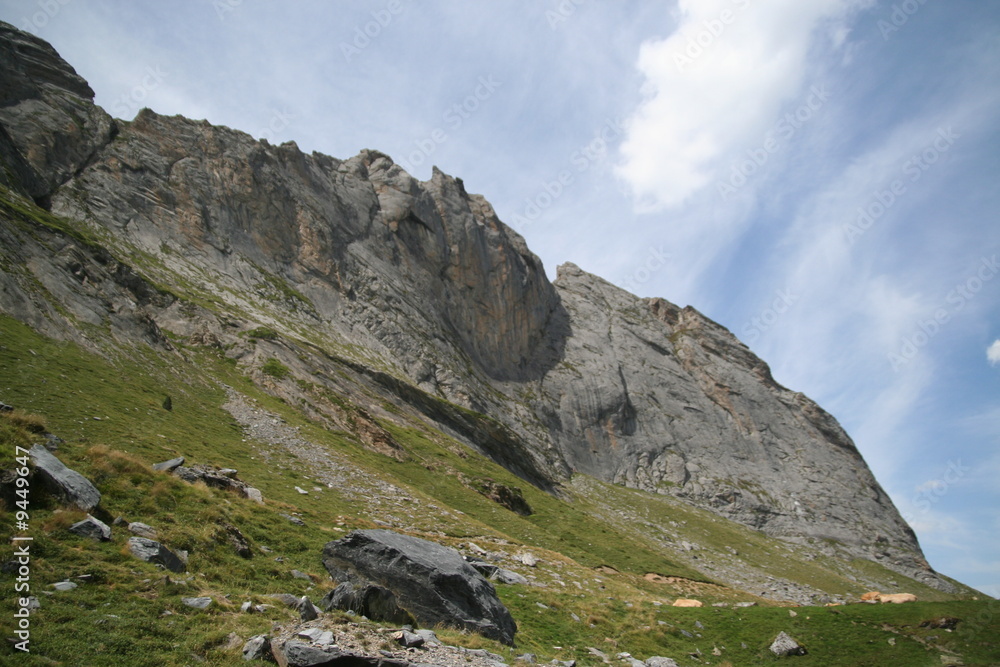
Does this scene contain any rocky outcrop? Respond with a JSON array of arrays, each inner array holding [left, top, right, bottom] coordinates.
[[321, 530, 516, 645]]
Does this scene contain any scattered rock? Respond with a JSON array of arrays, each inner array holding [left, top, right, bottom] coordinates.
[[244, 487, 265, 504], [181, 596, 213, 610], [920, 617, 961, 630], [128, 522, 158, 539], [291, 570, 311, 581], [770, 631, 807, 657], [492, 568, 529, 585], [413, 629, 441, 647], [645, 658, 679, 667], [517, 552, 539, 567], [69, 514, 111, 541], [393, 630, 424, 648], [51, 581, 77, 591], [29, 444, 101, 511], [516, 653, 537, 663], [216, 522, 253, 559], [295, 486, 308, 495], [280, 513, 306, 526], [322, 529, 517, 645], [297, 596, 320, 622], [242, 634, 273, 661], [173, 464, 259, 501], [152, 456, 185, 472], [127, 536, 186, 573]]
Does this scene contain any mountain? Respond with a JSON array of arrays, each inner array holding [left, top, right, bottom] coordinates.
[[0, 21, 992, 667]]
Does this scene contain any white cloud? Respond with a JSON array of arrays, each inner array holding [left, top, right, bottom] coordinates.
[[988, 339, 1000, 366], [616, 0, 867, 211]]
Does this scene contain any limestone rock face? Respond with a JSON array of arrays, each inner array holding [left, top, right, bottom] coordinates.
[[0, 22, 115, 198], [0, 21, 948, 594]]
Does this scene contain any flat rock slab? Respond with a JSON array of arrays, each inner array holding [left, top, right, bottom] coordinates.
[[29, 445, 100, 511], [322, 529, 516, 645], [151, 456, 184, 472]]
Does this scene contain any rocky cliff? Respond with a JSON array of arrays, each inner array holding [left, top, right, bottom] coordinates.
[[0, 21, 946, 593]]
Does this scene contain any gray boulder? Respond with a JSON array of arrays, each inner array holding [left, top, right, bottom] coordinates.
[[69, 514, 111, 541], [769, 631, 807, 657], [127, 536, 186, 573], [322, 529, 516, 645], [29, 445, 100, 511], [242, 634, 273, 661]]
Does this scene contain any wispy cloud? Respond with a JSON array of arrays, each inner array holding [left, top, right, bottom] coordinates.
[[988, 340, 1000, 366], [616, 0, 869, 212]]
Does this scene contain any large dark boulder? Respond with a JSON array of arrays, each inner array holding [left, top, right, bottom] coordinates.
[[321, 529, 516, 645]]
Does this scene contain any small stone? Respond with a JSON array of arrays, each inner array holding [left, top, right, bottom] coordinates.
[[181, 596, 213, 609], [770, 631, 806, 657], [51, 581, 77, 591], [394, 630, 424, 648], [69, 515, 112, 541], [518, 552, 539, 567], [645, 659, 679, 667], [295, 486, 308, 495], [242, 634, 270, 661], [291, 569, 311, 581], [243, 487, 264, 504]]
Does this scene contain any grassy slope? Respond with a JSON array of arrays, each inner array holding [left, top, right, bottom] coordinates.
[[2, 319, 998, 666]]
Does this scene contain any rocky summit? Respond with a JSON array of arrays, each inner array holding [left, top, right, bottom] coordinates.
[[0, 21, 994, 667]]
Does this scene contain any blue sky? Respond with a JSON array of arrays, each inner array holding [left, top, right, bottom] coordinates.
[[3, 0, 997, 597]]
